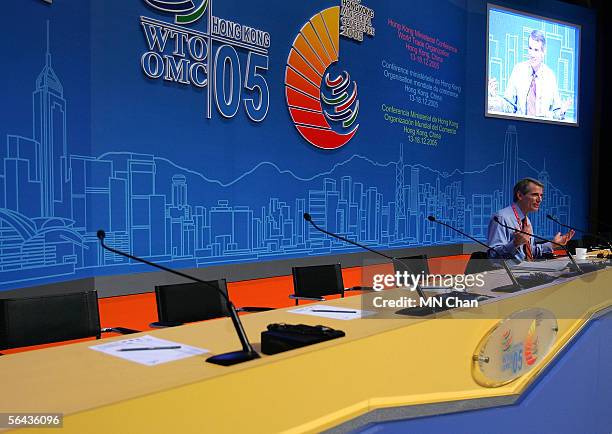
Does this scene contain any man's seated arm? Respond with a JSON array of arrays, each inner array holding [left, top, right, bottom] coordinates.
[[487, 213, 520, 259], [545, 69, 573, 120], [488, 78, 518, 113], [551, 96, 573, 120]]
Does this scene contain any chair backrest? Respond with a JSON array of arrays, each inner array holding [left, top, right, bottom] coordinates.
[[394, 254, 429, 276], [465, 251, 496, 275], [154, 279, 230, 325], [0, 290, 101, 350], [291, 264, 344, 299]]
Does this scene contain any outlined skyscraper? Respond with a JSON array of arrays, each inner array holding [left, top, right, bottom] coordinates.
[[34, 22, 71, 218], [395, 143, 406, 240], [502, 125, 518, 205]]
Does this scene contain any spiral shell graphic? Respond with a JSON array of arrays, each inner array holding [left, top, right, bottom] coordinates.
[[285, 7, 359, 149]]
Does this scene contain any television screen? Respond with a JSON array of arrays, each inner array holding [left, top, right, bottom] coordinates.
[[486, 4, 580, 125]]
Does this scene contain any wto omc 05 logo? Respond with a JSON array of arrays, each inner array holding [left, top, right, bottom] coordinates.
[[140, 0, 271, 121]]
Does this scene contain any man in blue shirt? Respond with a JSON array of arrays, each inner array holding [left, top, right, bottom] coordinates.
[[488, 30, 573, 120], [487, 178, 574, 262]]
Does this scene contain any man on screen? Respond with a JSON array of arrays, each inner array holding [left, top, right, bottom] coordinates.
[[488, 30, 573, 120], [487, 178, 574, 262]]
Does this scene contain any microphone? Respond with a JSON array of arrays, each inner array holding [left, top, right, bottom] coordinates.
[[546, 214, 612, 250], [501, 95, 518, 112], [302, 213, 474, 317], [303, 213, 404, 263], [493, 216, 584, 275], [302, 213, 426, 300], [96, 229, 260, 366], [427, 215, 522, 292]]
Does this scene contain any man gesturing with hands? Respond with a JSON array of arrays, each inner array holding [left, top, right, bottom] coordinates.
[[488, 178, 574, 262]]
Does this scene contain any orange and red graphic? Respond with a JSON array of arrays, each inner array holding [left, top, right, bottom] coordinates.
[[524, 320, 539, 366], [285, 7, 359, 149], [501, 329, 513, 352]]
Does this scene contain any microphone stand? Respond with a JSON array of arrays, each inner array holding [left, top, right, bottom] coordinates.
[[547, 214, 612, 251], [427, 216, 523, 292], [493, 217, 584, 275], [96, 230, 260, 366], [302, 214, 428, 301]]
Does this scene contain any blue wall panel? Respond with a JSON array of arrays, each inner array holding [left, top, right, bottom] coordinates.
[[0, 0, 596, 290]]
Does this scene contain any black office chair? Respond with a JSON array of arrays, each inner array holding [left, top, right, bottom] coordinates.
[[394, 254, 429, 275], [465, 251, 497, 275], [290, 263, 346, 305], [151, 279, 273, 328], [394, 254, 446, 289], [0, 290, 138, 353]]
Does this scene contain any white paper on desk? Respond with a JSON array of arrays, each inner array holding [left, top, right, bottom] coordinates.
[[89, 335, 208, 366], [511, 260, 570, 272], [288, 304, 375, 320]]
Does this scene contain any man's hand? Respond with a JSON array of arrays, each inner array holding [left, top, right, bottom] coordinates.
[[552, 229, 575, 246], [513, 231, 531, 247], [513, 219, 532, 247]]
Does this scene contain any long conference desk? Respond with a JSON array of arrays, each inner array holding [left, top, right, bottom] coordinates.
[[1, 260, 611, 433]]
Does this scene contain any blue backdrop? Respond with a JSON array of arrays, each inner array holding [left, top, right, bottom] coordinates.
[[0, 0, 595, 290]]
